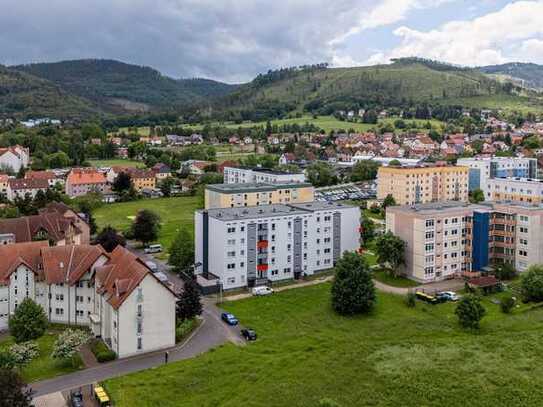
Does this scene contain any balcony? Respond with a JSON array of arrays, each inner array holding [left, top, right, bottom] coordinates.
[[257, 264, 269, 272], [257, 240, 268, 249]]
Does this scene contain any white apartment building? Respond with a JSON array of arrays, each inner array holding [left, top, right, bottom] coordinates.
[[487, 177, 543, 205], [457, 157, 537, 195], [223, 167, 306, 185], [0, 242, 176, 358], [0, 145, 30, 173], [195, 201, 360, 290]]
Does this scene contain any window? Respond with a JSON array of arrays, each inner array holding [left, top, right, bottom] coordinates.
[[424, 267, 434, 276], [425, 219, 435, 227], [227, 277, 236, 284], [227, 263, 236, 269], [425, 231, 434, 239], [425, 243, 434, 252], [227, 227, 236, 233], [227, 251, 236, 257], [55, 294, 64, 301], [137, 337, 143, 350]]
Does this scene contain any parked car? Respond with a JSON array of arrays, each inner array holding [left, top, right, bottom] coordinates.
[[437, 291, 460, 301], [70, 390, 84, 407], [252, 286, 274, 296], [221, 312, 239, 325], [144, 244, 163, 254], [241, 328, 257, 341], [415, 291, 439, 304]]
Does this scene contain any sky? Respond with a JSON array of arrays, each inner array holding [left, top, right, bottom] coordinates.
[[1, 0, 543, 83]]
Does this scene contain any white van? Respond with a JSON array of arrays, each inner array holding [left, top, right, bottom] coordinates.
[[144, 244, 162, 254], [252, 286, 274, 296]]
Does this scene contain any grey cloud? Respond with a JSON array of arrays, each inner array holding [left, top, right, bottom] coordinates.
[[0, 0, 377, 83]]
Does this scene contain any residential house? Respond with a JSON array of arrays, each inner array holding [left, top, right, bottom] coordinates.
[[25, 170, 64, 188], [151, 163, 172, 181], [0, 145, 30, 173], [6, 178, 49, 201], [66, 169, 109, 198]]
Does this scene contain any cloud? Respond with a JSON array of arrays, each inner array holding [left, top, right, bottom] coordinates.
[[0, 0, 388, 83], [366, 0, 543, 66]]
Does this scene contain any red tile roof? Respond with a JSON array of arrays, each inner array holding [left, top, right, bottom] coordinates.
[[41, 245, 106, 285], [8, 178, 49, 190], [25, 171, 56, 180], [0, 211, 80, 243], [67, 169, 106, 185], [0, 241, 49, 285]]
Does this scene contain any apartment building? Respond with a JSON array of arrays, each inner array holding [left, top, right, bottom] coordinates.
[[204, 182, 315, 209], [377, 164, 469, 205], [386, 201, 543, 283], [487, 177, 543, 205], [223, 167, 306, 184], [457, 157, 537, 194], [6, 178, 49, 201], [0, 243, 176, 358], [195, 201, 360, 290], [66, 169, 109, 198], [106, 167, 156, 191], [0, 145, 30, 172]]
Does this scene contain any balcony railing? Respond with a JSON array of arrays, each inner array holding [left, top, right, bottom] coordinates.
[[257, 264, 269, 272]]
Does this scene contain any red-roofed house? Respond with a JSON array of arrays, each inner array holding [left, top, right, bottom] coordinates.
[[7, 178, 49, 201], [0, 145, 30, 172], [66, 169, 109, 197], [0, 242, 176, 357]]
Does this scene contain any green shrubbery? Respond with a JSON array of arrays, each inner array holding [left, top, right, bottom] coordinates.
[[176, 318, 199, 343], [90, 339, 117, 363]]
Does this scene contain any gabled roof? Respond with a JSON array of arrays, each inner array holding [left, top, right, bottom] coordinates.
[[67, 169, 107, 185], [41, 245, 106, 285], [0, 241, 49, 285], [0, 211, 80, 243], [8, 178, 49, 190], [94, 246, 173, 309]]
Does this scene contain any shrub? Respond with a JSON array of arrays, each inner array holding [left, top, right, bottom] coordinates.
[[405, 292, 416, 308], [176, 318, 198, 343], [9, 342, 39, 367], [500, 294, 516, 314], [0, 350, 16, 370], [8, 298, 48, 343], [52, 329, 91, 365], [455, 295, 486, 330], [494, 263, 517, 280], [90, 339, 117, 363], [521, 265, 543, 302]]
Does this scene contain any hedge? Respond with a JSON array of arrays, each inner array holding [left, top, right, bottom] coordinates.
[[90, 339, 117, 363]]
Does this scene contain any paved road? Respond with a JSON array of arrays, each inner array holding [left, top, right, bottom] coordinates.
[[31, 248, 242, 398]]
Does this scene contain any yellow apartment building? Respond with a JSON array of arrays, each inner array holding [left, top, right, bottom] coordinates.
[[205, 183, 315, 209], [377, 165, 469, 205]]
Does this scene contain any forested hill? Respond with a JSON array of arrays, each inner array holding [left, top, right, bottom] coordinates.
[[0, 64, 101, 119], [12, 59, 238, 114], [479, 62, 543, 91], [216, 58, 539, 121]]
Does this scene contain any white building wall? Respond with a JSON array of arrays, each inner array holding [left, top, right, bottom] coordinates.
[[116, 275, 176, 358]]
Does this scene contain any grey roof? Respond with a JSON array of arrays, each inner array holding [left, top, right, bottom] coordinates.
[[201, 201, 357, 221], [225, 166, 302, 175], [389, 201, 488, 215], [205, 182, 312, 194]]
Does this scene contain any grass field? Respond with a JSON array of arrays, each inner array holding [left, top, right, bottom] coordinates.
[[104, 282, 543, 406], [0, 328, 83, 382], [373, 270, 419, 288], [180, 115, 444, 134], [94, 196, 202, 252], [89, 159, 144, 168]]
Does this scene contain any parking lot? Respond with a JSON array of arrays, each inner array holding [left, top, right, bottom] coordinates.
[[315, 182, 376, 202]]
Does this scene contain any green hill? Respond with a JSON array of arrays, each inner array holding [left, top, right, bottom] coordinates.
[[480, 62, 543, 91], [14, 59, 237, 113], [0, 65, 101, 119], [218, 59, 543, 119]]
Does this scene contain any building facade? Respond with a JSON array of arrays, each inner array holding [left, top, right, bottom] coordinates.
[[223, 167, 306, 184], [0, 145, 30, 173], [195, 202, 360, 290], [0, 243, 176, 358], [66, 169, 109, 198], [486, 177, 543, 205], [377, 165, 469, 205], [457, 157, 538, 194], [386, 201, 543, 283], [204, 183, 315, 209]]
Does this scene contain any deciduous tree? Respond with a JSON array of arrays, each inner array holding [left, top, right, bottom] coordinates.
[[375, 232, 405, 277], [176, 278, 202, 321], [455, 295, 486, 329], [8, 298, 48, 343], [131, 209, 161, 245]]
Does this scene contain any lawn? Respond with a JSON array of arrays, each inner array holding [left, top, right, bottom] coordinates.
[[0, 328, 83, 382], [94, 196, 202, 252], [104, 282, 543, 406], [373, 269, 419, 288], [89, 159, 144, 168]]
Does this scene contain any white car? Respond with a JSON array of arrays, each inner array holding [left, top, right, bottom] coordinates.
[[439, 291, 460, 301], [144, 244, 163, 254], [252, 286, 274, 296]]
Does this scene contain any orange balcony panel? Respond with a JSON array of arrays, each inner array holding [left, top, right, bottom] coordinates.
[[257, 240, 268, 249], [257, 264, 268, 272]]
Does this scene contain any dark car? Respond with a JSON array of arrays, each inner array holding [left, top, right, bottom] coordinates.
[[221, 312, 239, 326], [71, 390, 84, 407], [241, 328, 257, 341]]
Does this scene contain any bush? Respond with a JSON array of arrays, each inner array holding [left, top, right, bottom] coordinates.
[[494, 263, 517, 280], [500, 294, 516, 314], [8, 298, 48, 343], [455, 295, 486, 330], [521, 265, 543, 302], [9, 342, 39, 367], [405, 292, 416, 308], [176, 318, 198, 343], [90, 339, 117, 363]]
